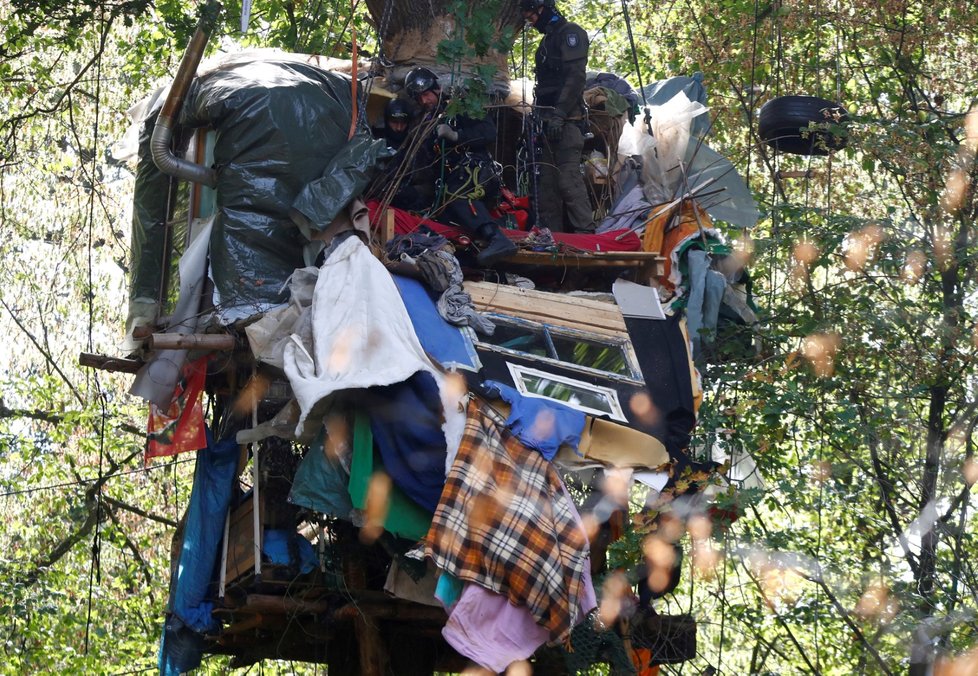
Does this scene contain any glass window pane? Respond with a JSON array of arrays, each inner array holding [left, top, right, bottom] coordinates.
[[521, 373, 613, 412], [508, 363, 627, 422], [550, 334, 630, 376], [483, 322, 550, 357]]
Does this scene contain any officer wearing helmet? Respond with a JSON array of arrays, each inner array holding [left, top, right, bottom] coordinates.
[[380, 97, 411, 149], [371, 96, 428, 210], [520, 0, 594, 233], [400, 66, 517, 266]]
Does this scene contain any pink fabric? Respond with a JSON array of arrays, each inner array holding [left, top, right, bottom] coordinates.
[[440, 489, 597, 673], [442, 558, 597, 674], [366, 201, 642, 252]]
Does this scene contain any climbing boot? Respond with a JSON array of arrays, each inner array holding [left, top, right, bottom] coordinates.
[[476, 229, 517, 267]]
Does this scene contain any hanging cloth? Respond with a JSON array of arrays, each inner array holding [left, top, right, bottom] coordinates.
[[425, 400, 589, 643]]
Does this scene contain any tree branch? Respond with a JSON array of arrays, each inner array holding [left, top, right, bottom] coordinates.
[[103, 495, 179, 529]]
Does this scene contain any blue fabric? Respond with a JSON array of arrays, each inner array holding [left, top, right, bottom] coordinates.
[[685, 249, 726, 359], [393, 274, 480, 372], [363, 371, 448, 513], [159, 430, 239, 676], [158, 616, 205, 676], [435, 571, 464, 609], [262, 529, 318, 574], [289, 430, 355, 520], [484, 380, 585, 460]]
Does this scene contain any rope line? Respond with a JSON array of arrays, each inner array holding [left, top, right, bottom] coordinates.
[[0, 455, 195, 498], [84, 2, 107, 654], [619, 0, 654, 136]]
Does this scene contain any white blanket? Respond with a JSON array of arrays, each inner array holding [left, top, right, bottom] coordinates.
[[283, 235, 464, 450]]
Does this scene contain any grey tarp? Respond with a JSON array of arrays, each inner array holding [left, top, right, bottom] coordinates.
[[681, 142, 760, 229], [129, 104, 170, 307], [177, 59, 389, 323], [642, 73, 759, 229]]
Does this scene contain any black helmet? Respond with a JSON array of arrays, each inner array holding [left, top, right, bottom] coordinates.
[[384, 98, 410, 122], [404, 67, 439, 100]]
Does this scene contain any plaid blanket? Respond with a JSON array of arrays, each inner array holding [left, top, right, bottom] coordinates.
[[425, 399, 589, 643]]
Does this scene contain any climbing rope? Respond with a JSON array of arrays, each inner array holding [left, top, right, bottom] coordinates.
[[347, 0, 359, 140], [744, 0, 760, 188]]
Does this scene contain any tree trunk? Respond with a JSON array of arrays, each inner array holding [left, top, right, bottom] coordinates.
[[909, 208, 969, 675], [364, 0, 522, 91]]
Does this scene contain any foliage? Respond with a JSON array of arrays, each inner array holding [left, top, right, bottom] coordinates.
[[435, 0, 515, 119]]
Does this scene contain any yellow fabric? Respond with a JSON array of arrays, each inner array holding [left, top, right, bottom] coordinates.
[[555, 417, 670, 470], [679, 318, 704, 415]]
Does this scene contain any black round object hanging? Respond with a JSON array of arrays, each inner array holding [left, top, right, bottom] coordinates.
[[758, 95, 850, 155]]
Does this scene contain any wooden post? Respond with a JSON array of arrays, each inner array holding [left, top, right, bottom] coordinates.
[[78, 352, 143, 374], [382, 207, 396, 247], [342, 549, 389, 676], [775, 169, 819, 180]]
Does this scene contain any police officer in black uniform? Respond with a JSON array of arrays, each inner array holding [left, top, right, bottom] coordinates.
[[378, 97, 411, 149], [402, 66, 517, 266], [520, 0, 594, 233], [372, 97, 431, 211]]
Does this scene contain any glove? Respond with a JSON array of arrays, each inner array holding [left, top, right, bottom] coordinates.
[[546, 116, 565, 143], [437, 123, 459, 143]]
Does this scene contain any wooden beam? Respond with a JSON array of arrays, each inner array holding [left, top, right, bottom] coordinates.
[[501, 250, 665, 277], [342, 548, 389, 676], [78, 352, 143, 374], [221, 614, 265, 636], [333, 600, 447, 622], [775, 169, 819, 180], [148, 332, 236, 351], [232, 594, 332, 615]]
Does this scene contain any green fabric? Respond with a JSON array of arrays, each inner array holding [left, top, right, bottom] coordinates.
[[596, 86, 631, 118], [289, 429, 355, 519], [348, 411, 432, 541]]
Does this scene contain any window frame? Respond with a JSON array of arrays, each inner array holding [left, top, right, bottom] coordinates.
[[505, 362, 629, 422], [473, 314, 643, 383]]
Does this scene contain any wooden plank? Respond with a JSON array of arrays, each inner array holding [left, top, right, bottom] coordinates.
[[776, 169, 818, 180], [464, 281, 628, 336], [225, 494, 263, 584], [234, 594, 332, 615], [342, 550, 388, 676]]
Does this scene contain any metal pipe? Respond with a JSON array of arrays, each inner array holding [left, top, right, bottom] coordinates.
[[150, 2, 221, 187]]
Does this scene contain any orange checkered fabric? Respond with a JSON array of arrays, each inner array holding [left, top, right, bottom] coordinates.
[[425, 399, 590, 643]]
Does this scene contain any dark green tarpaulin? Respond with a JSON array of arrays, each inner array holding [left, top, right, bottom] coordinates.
[[129, 58, 389, 325]]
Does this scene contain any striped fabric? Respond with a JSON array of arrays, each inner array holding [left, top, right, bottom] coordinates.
[[425, 399, 590, 643]]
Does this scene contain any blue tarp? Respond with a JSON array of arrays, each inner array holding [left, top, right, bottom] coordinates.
[[392, 274, 481, 372]]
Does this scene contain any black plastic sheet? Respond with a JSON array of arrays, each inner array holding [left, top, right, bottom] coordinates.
[[174, 59, 386, 322]]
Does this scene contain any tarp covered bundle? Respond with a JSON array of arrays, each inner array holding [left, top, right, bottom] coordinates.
[[129, 59, 389, 325], [136, 58, 745, 674], [180, 60, 388, 322]]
